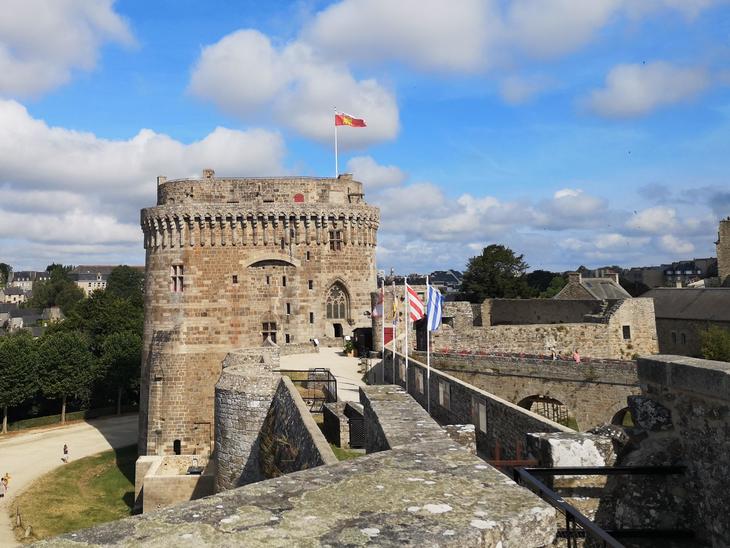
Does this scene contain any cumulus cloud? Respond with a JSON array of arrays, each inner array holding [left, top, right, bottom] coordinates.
[[533, 188, 609, 229], [586, 62, 709, 118], [0, 100, 286, 267], [0, 0, 133, 97], [303, 0, 496, 73], [659, 234, 695, 254], [189, 30, 398, 146], [626, 206, 679, 233], [346, 156, 406, 189]]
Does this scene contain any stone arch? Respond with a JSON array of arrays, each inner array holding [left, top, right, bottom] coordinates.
[[610, 406, 635, 427], [325, 281, 350, 320], [244, 254, 301, 268], [517, 394, 574, 428]]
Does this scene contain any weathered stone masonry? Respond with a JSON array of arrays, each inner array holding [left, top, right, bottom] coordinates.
[[139, 172, 379, 456]]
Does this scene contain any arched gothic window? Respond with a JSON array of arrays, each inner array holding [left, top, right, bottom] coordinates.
[[326, 283, 349, 319]]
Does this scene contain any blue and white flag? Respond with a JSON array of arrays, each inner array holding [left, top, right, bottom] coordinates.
[[426, 285, 444, 332]]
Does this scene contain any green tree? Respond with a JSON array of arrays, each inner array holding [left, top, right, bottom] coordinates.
[[700, 325, 730, 362], [541, 275, 567, 298], [38, 331, 99, 423], [460, 244, 532, 302], [28, 265, 84, 314], [105, 266, 144, 308], [100, 331, 142, 415], [0, 262, 10, 287], [525, 270, 556, 295], [0, 331, 38, 433]]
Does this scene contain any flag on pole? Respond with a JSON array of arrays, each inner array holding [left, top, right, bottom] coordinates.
[[335, 112, 366, 127], [407, 285, 425, 322], [426, 285, 444, 331]]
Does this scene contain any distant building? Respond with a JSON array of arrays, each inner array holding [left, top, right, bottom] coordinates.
[[644, 287, 730, 357], [69, 265, 143, 296], [553, 272, 631, 300], [8, 270, 50, 291], [0, 286, 29, 304], [623, 258, 717, 289]]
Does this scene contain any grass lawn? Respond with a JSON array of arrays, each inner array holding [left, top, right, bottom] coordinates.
[[11, 445, 137, 542]]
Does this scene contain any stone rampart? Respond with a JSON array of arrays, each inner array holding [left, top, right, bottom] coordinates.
[[415, 351, 640, 429], [381, 350, 573, 460], [482, 298, 605, 325]]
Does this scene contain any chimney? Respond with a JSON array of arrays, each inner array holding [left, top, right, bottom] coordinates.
[[568, 272, 582, 284], [606, 272, 619, 284], [202, 168, 215, 179]]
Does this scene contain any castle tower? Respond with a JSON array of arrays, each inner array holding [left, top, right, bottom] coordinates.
[[139, 171, 379, 456], [718, 218, 730, 285]]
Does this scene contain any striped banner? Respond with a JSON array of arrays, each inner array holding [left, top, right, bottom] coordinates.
[[426, 285, 444, 332], [407, 285, 425, 321]]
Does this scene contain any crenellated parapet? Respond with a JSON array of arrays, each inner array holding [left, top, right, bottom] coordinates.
[[140, 205, 380, 250]]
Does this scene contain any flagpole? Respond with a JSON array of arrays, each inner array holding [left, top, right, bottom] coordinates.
[[380, 274, 385, 384], [426, 275, 431, 414], [404, 276, 409, 393], [334, 108, 339, 177], [392, 276, 396, 384]]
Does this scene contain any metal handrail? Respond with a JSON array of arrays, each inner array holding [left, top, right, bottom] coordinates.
[[514, 467, 625, 548], [525, 465, 686, 476]]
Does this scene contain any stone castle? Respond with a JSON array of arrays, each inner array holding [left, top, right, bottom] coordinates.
[[138, 170, 379, 457]]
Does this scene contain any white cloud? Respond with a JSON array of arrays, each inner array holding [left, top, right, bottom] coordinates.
[[303, 0, 496, 73], [189, 30, 398, 146], [0, 99, 286, 267], [586, 61, 709, 118], [499, 74, 553, 104], [626, 206, 678, 233], [659, 234, 695, 255], [346, 156, 406, 189], [533, 188, 609, 229], [0, 0, 133, 97]]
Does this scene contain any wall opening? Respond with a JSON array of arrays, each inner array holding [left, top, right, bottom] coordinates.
[[611, 407, 635, 427], [622, 325, 631, 340], [518, 395, 572, 427], [173, 439, 181, 455], [333, 323, 343, 337]]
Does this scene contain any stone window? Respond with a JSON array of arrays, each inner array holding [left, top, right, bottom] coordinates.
[[309, 312, 314, 324], [262, 322, 277, 343], [173, 439, 181, 455], [671, 331, 677, 344], [681, 333, 687, 345], [306, 251, 311, 261], [266, 275, 271, 285], [308, 280, 313, 290], [286, 303, 291, 315], [280, 238, 285, 250], [471, 396, 487, 434], [282, 275, 287, 287], [416, 369, 425, 394], [622, 325, 631, 340], [285, 333, 291, 343], [326, 282, 349, 319], [329, 230, 343, 251], [170, 264, 184, 293], [232, 275, 238, 284], [438, 380, 451, 410]]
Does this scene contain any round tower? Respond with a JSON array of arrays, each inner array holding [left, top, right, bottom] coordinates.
[[138, 170, 379, 456]]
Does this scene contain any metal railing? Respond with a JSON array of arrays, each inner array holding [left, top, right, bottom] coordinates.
[[513, 466, 691, 548], [280, 368, 337, 412]]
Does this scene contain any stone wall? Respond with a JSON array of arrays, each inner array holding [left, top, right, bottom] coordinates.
[[139, 456, 215, 514], [214, 349, 280, 491], [381, 350, 573, 460], [481, 298, 604, 325], [654, 317, 730, 357], [259, 376, 338, 478], [416, 351, 640, 429], [427, 298, 658, 360], [596, 355, 730, 547], [717, 218, 730, 285], [139, 172, 379, 456], [279, 341, 319, 356], [40, 384, 560, 547]]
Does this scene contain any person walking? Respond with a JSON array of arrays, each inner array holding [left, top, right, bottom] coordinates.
[[0, 473, 9, 498], [573, 349, 581, 363], [62, 444, 70, 464]]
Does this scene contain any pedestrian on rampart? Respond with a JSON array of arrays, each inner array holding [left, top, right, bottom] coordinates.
[[573, 349, 581, 363]]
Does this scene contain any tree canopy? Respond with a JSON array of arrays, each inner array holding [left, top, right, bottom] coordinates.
[[106, 266, 144, 307], [700, 325, 730, 362], [0, 262, 10, 287], [0, 331, 38, 432], [460, 245, 532, 302], [28, 264, 84, 314]]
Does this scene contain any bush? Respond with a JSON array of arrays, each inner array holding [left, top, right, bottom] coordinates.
[[700, 325, 730, 363]]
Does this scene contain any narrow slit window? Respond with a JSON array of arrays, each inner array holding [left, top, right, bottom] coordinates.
[[170, 265, 184, 293], [308, 280, 313, 290]]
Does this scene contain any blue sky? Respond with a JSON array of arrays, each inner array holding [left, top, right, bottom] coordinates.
[[1, 0, 729, 273]]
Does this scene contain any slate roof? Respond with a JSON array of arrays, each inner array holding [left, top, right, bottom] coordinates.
[[578, 278, 631, 300], [644, 288, 730, 322]]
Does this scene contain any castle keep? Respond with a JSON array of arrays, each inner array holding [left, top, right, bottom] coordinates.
[[138, 171, 379, 456]]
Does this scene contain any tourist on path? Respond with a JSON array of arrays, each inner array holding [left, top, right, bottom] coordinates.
[[62, 444, 70, 464]]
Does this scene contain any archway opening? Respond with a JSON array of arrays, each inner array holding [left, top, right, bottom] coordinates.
[[611, 407, 635, 427], [173, 439, 181, 455], [518, 395, 574, 428], [333, 323, 343, 338]]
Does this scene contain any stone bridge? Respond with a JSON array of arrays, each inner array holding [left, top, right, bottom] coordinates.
[[413, 351, 640, 430]]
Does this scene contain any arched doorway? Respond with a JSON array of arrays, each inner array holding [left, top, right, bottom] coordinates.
[[611, 407, 635, 427], [518, 395, 573, 427]]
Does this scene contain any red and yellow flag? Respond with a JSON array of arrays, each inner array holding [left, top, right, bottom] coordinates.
[[335, 113, 366, 127]]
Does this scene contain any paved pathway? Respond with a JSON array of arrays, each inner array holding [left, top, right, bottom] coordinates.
[[280, 347, 369, 402], [0, 414, 138, 547]]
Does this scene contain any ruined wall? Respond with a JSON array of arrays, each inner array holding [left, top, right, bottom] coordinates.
[[139, 172, 379, 456], [654, 318, 730, 357], [717, 218, 730, 285], [415, 351, 640, 430], [382, 350, 573, 460], [597, 355, 730, 547], [430, 298, 657, 360], [481, 299, 603, 325]]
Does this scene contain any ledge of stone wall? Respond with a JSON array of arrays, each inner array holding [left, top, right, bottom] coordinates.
[[637, 354, 730, 400]]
